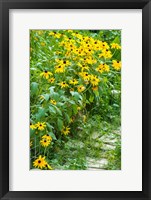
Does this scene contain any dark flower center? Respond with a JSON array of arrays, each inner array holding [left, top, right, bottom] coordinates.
[[38, 160, 41, 163]]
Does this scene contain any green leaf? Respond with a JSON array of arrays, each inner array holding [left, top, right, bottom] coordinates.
[[31, 82, 38, 95], [46, 122, 54, 131], [49, 86, 55, 94], [65, 113, 70, 123], [49, 132, 57, 140], [53, 105, 62, 116], [36, 107, 46, 120], [43, 94, 50, 101], [89, 95, 94, 103], [49, 106, 56, 114], [57, 118, 63, 131], [67, 109, 72, 118], [68, 100, 75, 105], [70, 91, 82, 101], [30, 129, 35, 137], [72, 104, 78, 114]]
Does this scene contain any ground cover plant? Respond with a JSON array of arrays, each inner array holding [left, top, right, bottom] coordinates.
[[30, 29, 121, 170]]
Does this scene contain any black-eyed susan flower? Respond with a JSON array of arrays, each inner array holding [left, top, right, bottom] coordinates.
[[70, 88, 74, 92], [96, 63, 110, 73], [101, 41, 110, 50], [36, 122, 46, 131], [77, 85, 85, 93], [45, 163, 53, 170], [30, 124, 37, 130], [33, 155, 47, 169], [112, 60, 121, 70], [48, 77, 55, 83], [111, 43, 121, 49], [40, 71, 53, 79], [99, 49, 112, 59], [86, 57, 96, 65], [61, 126, 70, 135], [40, 138, 51, 147], [90, 75, 100, 86], [42, 134, 52, 142], [62, 60, 71, 66], [54, 33, 61, 38], [69, 79, 78, 85], [55, 65, 65, 73], [81, 65, 90, 71], [79, 72, 90, 81], [50, 99, 57, 105], [59, 81, 69, 88], [49, 31, 55, 36]]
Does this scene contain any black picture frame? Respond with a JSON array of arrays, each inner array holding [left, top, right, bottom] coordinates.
[[0, 0, 151, 199]]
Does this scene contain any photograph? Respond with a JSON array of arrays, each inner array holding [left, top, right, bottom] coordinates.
[[30, 29, 121, 170]]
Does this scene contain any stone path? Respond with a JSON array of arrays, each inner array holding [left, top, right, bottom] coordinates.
[[87, 128, 121, 170]]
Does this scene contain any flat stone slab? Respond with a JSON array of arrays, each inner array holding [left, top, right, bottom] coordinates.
[[102, 144, 116, 150], [87, 158, 108, 168]]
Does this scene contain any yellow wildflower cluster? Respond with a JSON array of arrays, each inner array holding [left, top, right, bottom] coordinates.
[[38, 30, 121, 95], [30, 122, 46, 131], [96, 63, 110, 73], [40, 134, 52, 147]]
